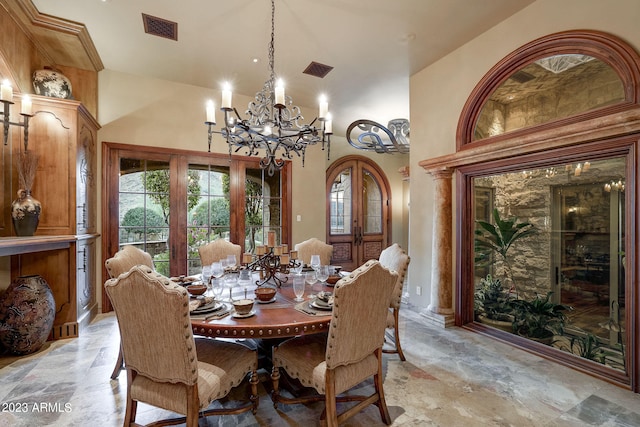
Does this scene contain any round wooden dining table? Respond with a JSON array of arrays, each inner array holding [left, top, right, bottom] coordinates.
[[191, 277, 335, 340]]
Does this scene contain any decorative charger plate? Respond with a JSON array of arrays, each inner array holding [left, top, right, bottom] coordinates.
[[191, 301, 224, 315], [310, 300, 332, 311]]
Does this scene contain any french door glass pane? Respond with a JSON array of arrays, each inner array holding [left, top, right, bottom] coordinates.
[[245, 167, 282, 251], [186, 164, 230, 273], [363, 170, 382, 234], [330, 168, 352, 235], [118, 158, 170, 276], [472, 157, 626, 372]]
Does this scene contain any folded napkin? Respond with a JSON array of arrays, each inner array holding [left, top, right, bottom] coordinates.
[[189, 296, 216, 312]]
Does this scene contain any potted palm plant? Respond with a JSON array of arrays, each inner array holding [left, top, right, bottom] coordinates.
[[474, 274, 514, 332], [475, 208, 537, 297], [474, 208, 536, 330]]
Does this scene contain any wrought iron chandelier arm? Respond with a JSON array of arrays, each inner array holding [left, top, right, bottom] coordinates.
[[346, 118, 410, 154], [203, 0, 330, 172]]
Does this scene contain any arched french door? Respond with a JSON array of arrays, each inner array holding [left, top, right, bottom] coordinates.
[[326, 155, 391, 271]]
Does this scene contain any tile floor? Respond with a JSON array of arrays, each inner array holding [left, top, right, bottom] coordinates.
[[1, 305, 640, 426]]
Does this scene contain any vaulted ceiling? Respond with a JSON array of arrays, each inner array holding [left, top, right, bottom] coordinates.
[[28, 0, 535, 137]]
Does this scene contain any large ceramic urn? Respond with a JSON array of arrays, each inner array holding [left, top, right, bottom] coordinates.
[[32, 67, 73, 99], [0, 275, 56, 355]]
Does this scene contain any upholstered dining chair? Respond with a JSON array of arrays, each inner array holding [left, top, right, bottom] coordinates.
[[271, 260, 398, 427], [294, 237, 333, 265], [198, 238, 242, 266], [379, 243, 411, 361], [105, 245, 155, 379], [105, 265, 259, 427]]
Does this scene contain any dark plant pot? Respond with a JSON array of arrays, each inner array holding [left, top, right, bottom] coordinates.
[[478, 314, 514, 333], [525, 334, 555, 346], [0, 275, 56, 355]]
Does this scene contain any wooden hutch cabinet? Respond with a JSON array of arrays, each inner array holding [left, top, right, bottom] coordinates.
[[0, 95, 100, 339]]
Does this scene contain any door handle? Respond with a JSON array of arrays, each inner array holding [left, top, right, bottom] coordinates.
[[354, 226, 363, 246]]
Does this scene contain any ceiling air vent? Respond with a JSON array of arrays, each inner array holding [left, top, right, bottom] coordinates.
[[142, 13, 178, 41], [303, 61, 334, 78], [510, 70, 535, 84]]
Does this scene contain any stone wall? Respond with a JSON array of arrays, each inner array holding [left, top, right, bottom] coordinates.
[[475, 157, 625, 299]]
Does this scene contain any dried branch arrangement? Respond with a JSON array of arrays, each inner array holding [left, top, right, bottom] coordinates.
[[16, 150, 39, 191]]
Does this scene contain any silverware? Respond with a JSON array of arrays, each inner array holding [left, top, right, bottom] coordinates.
[[300, 308, 317, 316]]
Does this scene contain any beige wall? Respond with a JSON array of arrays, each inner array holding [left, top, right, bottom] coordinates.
[[97, 70, 409, 308], [408, 0, 640, 309]]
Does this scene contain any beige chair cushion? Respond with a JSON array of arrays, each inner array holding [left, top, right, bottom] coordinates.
[[273, 260, 397, 396], [379, 243, 410, 310], [294, 238, 333, 265], [198, 239, 242, 266], [274, 334, 378, 395], [105, 265, 258, 417], [105, 245, 154, 278], [131, 338, 257, 414]]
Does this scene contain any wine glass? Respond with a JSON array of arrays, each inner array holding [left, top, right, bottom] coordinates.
[[224, 273, 238, 301], [305, 270, 318, 294], [226, 254, 237, 270], [310, 254, 321, 271], [211, 262, 224, 281], [291, 263, 303, 275], [316, 265, 329, 285], [212, 278, 224, 301], [293, 274, 305, 302], [201, 265, 212, 295]]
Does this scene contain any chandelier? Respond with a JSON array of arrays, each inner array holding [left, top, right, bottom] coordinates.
[[204, 0, 331, 176], [346, 118, 410, 154]]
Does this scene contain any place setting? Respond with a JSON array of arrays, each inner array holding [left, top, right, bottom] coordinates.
[[293, 278, 334, 316]]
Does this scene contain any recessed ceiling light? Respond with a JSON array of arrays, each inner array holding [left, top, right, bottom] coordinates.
[[252, 58, 260, 63]]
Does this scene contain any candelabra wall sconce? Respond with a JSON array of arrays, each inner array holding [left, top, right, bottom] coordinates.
[[1, 80, 33, 147], [242, 231, 301, 287]]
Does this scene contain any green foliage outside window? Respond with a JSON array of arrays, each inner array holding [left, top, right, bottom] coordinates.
[[121, 207, 165, 239]]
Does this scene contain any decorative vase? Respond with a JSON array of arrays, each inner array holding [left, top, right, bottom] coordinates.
[[32, 67, 73, 99], [11, 189, 41, 236], [0, 275, 56, 355]]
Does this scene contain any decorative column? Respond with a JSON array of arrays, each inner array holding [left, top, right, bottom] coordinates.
[[421, 167, 455, 328]]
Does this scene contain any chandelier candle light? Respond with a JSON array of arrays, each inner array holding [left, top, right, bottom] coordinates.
[[204, 0, 332, 176], [243, 230, 301, 288]]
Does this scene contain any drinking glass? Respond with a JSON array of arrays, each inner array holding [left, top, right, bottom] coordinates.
[[316, 265, 329, 284], [211, 262, 224, 281], [212, 278, 224, 301], [238, 268, 252, 286], [310, 254, 321, 271], [291, 264, 303, 275], [305, 270, 318, 290], [201, 265, 212, 295], [220, 258, 229, 271], [293, 274, 305, 302], [226, 254, 237, 270], [224, 273, 238, 301]]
